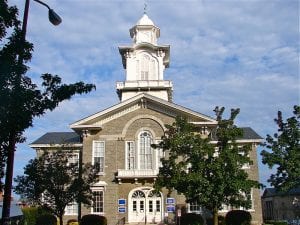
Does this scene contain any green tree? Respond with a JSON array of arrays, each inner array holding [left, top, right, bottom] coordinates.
[[261, 105, 300, 191], [14, 150, 98, 225], [0, 1, 95, 223], [154, 107, 260, 225], [0, 0, 20, 193]]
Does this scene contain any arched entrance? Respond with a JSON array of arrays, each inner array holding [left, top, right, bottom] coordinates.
[[128, 187, 163, 223]]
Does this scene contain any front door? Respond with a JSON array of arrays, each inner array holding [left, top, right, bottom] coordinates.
[[128, 187, 163, 223]]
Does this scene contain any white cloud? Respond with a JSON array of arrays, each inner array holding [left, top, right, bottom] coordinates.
[[8, 0, 299, 189]]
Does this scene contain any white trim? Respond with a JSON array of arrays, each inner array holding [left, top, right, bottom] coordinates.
[[125, 141, 136, 170], [210, 139, 263, 144], [70, 93, 217, 128], [92, 141, 105, 175], [128, 187, 164, 223], [91, 187, 105, 215], [29, 143, 82, 148]]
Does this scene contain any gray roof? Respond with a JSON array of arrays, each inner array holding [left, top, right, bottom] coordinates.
[[241, 127, 262, 140], [31, 132, 81, 145], [262, 187, 300, 198], [31, 127, 261, 146]]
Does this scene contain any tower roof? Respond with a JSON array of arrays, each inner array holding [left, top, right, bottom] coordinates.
[[136, 13, 155, 26]]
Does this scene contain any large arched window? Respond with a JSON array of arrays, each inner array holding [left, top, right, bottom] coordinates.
[[139, 131, 153, 169], [137, 54, 157, 80], [141, 55, 150, 80]]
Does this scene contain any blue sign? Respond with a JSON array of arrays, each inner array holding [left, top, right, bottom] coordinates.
[[166, 198, 175, 204], [118, 207, 126, 213], [118, 199, 126, 205], [167, 205, 175, 212]]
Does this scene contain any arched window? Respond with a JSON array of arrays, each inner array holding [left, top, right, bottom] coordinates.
[[139, 131, 153, 169], [138, 54, 157, 80], [141, 55, 150, 80]]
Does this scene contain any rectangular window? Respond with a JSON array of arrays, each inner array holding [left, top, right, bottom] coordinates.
[[188, 202, 202, 214], [126, 141, 135, 170], [140, 200, 144, 212], [92, 190, 104, 214], [67, 152, 79, 167], [65, 202, 78, 215], [133, 201, 137, 212], [238, 146, 250, 169], [156, 200, 160, 212], [157, 141, 164, 168], [93, 141, 105, 173], [149, 200, 153, 212]]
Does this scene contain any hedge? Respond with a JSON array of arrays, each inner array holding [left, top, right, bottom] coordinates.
[[80, 214, 107, 225], [225, 210, 252, 225], [180, 213, 204, 225]]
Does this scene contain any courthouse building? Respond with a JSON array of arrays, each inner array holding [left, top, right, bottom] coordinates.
[[30, 14, 263, 224]]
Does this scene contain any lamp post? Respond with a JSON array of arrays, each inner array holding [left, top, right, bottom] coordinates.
[[1, 1, 61, 224]]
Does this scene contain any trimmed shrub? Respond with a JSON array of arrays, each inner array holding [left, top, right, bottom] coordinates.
[[225, 210, 252, 225], [180, 213, 204, 225], [80, 214, 107, 225], [67, 219, 79, 225], [36, 214, 57, 225]]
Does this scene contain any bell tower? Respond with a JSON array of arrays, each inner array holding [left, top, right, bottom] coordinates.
[[117, 13, 173, 102]]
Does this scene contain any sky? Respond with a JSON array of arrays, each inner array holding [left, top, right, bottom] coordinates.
[[7, 0, 300, 193]]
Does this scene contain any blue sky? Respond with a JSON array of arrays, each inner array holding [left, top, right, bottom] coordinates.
[[8, 0, 299, 192]]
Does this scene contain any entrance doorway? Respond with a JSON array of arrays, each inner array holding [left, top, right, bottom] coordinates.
[[128, 187, 163, 223]]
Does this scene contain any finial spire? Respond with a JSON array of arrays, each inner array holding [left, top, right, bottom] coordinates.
[[144, 1, 147, 14]]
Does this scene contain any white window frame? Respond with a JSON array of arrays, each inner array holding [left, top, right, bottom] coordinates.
[[91, 187, 105, 215], [141, 55, 150, 80], [187, 202, 202, 214], [67, 152, 79, 167], [65, 201, 78, 215], [93, 141, 105, 174], [126, 141, 136, 170], [219, 189, 254, 212], [238, 146, 250, 169], [139, 131, 153, 170]]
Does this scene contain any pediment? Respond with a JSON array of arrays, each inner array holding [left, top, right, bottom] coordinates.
[[70, 93, 217, 132]]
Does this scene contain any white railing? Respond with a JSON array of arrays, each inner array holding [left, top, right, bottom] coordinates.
[[117, 169, 158, 178], [116, 80, 172, 89]]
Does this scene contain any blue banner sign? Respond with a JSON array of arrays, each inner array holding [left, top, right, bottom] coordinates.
[[166, 198, 175, 204], [118, 207, 126, 213], [167, 205, 175, 212], [118, 199, 126, 205]]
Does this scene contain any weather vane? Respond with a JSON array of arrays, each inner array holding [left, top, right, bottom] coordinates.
[[144, 1, 147, 14]]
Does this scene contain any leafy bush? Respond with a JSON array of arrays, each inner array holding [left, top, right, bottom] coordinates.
[[180, 213, 204, 225], [80, 214, 107, 225], [22, 207, 39, 225], [67, 219, 79, 225], [225, 210, 252, 225], [36, 214, 57, 225]]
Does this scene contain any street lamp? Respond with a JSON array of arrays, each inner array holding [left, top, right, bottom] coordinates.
[[1, 1, 61, 225]]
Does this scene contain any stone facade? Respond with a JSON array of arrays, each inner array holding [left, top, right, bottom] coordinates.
[[30, 13, 263, 225], [262, 188, 300, 221]]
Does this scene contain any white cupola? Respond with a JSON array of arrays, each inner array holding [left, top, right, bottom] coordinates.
[[129, 13, 160, 45], [117, 14, 173, 102]]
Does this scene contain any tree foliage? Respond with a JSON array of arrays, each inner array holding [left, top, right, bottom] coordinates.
[[154, 107, 260, 225], [14, 150, 98, 225], [261, 105, 300, 191], [0, 0, 95, 190]]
